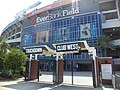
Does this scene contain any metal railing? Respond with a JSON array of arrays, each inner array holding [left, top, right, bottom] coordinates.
[[112, 74, 120, 89]]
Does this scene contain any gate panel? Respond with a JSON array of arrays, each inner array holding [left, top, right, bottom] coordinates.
[[63, 60, 94, 86], [38, 60, 56, 83]]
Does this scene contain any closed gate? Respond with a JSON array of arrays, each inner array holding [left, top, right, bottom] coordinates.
[[38, 60, 56, 83], [63, 59, 95, 87]]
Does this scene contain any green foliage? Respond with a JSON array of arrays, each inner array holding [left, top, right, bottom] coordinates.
[[97, 35, 115, 56], [0, 36, 27, 79], [1, 69, 13, 78], [0, 54, 6, 72], [0, 36, 10, 54], [0, 36, 10, 72], [3, 48, 27, 79], [98, 35, 111, 49]]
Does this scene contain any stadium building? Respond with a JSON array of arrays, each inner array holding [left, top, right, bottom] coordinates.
[[1, 0, 120, 71]]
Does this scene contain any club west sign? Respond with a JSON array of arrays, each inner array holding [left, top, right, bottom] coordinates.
[[56, 43, 80, 52], [56, 41, 89, 53], [36, 7, 80, 23]]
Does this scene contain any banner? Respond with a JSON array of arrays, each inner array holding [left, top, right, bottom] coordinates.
[[80, 23, 91, 39], [23, 34, 32, 45], [56, 27, 70, 41], [36, 30, 49, 44]]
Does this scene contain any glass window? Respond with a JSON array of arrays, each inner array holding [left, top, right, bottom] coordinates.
[[55, 21, 57, 27], [92, 15, 95, 21], [52, 22, 55, 28], [21, 12, 102, 52], [84, 16, 87, 23], [88, 15, 91, 22], [58, 20, 60, 27], [67, 18, 70, 25], [80, 17, 84, 24], [64, 19, 66, 26]]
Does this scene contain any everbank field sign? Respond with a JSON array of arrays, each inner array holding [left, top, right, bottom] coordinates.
[[36, 7, 80, 23]]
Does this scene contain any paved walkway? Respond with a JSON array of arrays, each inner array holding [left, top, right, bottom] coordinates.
[[0, 72, 114, 90], [0, 78, 114, 90]]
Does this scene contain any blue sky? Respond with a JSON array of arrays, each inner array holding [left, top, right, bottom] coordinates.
[[0, 0, 56, 34]]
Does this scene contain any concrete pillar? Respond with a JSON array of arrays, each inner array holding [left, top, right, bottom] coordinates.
[[55, 53, 64, 84], [56, 53, 59, 83], [30, 60, 39, 80], [116, 0, 120, 19], [89, 47, 97, 87], [58, 59, 64, 83]]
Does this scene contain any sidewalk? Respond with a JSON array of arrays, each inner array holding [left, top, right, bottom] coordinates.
[[102, 85, 114, 90], [0, 78, 114, 90]]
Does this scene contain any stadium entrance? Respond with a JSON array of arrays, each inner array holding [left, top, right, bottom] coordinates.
[[23, 41, 98, 87]]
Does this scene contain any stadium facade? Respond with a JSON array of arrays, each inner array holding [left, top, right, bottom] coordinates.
[[1, 0, 120, 70]]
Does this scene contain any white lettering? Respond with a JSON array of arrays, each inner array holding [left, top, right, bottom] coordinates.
[[36, 7, 80, 23], [75, 7, 79, 14], [67, 44, 78, 50], [62, 10, 68, 16], [57, 45, 66, 51], [68, 11, 73, 15], [56, 43, 80, 52], [26, 48, 42, 53], [57, 46, 61, 51]]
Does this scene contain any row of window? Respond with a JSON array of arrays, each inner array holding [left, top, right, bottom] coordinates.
[[35, 14, 98, 30], [21, 12, 102, 47], [63, 49, 103, 60]]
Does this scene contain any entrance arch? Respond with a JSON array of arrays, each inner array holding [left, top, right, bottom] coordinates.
[[23, 41, 98, 87]]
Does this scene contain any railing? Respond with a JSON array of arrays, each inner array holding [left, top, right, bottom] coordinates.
[[112, 74, 120, 89]]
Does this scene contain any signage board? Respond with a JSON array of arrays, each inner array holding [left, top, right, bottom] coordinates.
[[56, 43, 81, 52], [101, 64, 112, 80], [55, 41, 89, 53], [25, 47, 43, 54], [36, 7, 80, 23]]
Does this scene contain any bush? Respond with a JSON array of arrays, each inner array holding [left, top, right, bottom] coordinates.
[[3, 48, 27, 79], [1, 69, 13, 78], [0, 54, 6, 72]]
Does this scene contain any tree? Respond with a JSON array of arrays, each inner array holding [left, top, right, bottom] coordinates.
[[3, 48, 27, 79], [0, 36, 10, 54], [97, 35, 115, 57], [0, 36, 10, 72]]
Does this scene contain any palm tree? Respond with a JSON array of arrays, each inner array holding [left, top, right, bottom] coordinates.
[[97, 35, 115, 57]]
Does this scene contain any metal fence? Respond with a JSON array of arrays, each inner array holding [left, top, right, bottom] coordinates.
[[112, 74, 120, 89]]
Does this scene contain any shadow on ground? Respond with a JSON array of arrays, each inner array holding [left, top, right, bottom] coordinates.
[[1, 80, 103, 90]]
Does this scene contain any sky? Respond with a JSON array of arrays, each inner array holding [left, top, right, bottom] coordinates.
[[0, 0, 56, 35]]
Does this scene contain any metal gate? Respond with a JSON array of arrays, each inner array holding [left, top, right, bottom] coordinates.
[[112, 59, 120, 89], [63, 59, 95, 87], [38, 60, 56, 83]]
